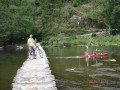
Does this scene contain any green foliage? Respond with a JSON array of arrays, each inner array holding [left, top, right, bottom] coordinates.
[[73, 0, 87, 7], [0, 4, 12, 44], [75, 35, 120, 46], [46, 33, 69, 47], [73, 0, 81, 7], [0, 0, 120, 45], [111, 5, 120, 30], [102, 0, 120, 32], [43, 32, 120, 47], [0, 0, 39, 45]]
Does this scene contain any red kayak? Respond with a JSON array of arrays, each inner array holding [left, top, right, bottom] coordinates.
[[91, 53, 108, 57], [80, 53, 109, 58]]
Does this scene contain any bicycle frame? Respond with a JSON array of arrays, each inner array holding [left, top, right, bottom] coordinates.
[[34, 45, 43, 58]]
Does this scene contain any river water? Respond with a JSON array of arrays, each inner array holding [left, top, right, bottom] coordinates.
[[0, 46, 120, 90]]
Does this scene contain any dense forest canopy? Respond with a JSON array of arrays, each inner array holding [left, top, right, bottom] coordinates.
[[0, 0, 120, 45]]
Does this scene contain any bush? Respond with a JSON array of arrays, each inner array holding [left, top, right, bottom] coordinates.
[[73, 0, 82, 7]]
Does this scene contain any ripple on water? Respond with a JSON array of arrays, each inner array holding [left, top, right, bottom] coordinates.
[[102, 59, 116, 62], [56, 79, 82, 90], [91, 63, 103, 67], [65, 68, 85, 73], [96, 68, 116, 72], [116, 68, 120, 71], [93, 85, 120, 90], [89, 72, 120, 79], [56, 56, 80, 59], [112, 64, 119, 66]]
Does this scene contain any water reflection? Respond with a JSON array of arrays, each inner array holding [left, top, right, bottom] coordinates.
[[56, 55, 110, 67], [65, 56, 107, 73], [91, 57, 103, 67], [85, 56, 90, 67], [0, 48, 27, 90], [0, 46, 119, 90], [103, 59, 116, 62], [46, 46, 120, 90], [65, 58, 84, 73]]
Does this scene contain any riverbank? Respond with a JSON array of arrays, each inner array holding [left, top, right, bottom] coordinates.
[[1, 35, 120, 49], [42, 35, 120, 47]]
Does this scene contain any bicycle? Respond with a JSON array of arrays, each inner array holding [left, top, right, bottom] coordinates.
[[34, 45, 43, 58]]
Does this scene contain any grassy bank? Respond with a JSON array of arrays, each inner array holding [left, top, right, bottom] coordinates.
[[75, 35, 120, 46], [42, 35, 120, 47]]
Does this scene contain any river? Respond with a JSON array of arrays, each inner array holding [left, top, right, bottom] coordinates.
[[0, 46, 120, 90]]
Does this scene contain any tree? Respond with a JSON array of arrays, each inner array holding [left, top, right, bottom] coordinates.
[[0, 4, 13, 45], [111, 5, 120, 31], [102, 0, 120, 34], [0, 0, 39, 45]]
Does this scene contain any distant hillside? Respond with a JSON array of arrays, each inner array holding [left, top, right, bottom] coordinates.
[[0, 0, 120, 45]]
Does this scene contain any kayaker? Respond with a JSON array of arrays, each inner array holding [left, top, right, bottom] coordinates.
[[92, 51, 96, 55], [85, 50, 89, 56]]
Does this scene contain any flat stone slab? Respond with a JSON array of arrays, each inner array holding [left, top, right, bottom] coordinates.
[[12, 43, 57, 90]]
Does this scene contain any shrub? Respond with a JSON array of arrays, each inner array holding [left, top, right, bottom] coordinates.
[[73, 0, 83, 7]]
